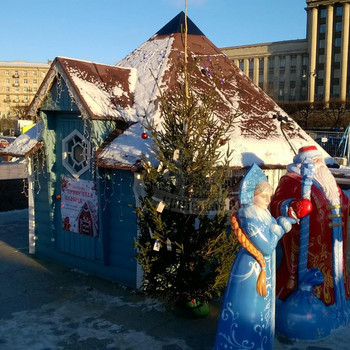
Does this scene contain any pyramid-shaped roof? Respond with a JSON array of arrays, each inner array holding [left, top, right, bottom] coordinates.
[[97, 12, 332, 170]]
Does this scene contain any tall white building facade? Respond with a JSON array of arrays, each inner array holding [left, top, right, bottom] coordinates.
[[221, 0, 350, 104]]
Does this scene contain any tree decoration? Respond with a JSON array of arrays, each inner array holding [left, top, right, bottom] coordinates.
[[141, 132, 149, 139], [135, 74, 240, 304]]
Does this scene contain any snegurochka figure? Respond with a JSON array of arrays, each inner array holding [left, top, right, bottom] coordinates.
[[213, 164, 307, 350]]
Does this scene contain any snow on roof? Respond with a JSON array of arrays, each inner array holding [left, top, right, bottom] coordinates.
[[0, 121, 43, 158], [96, 123, 155, 169], [57, 57, 138, 121], [21, 13, 335, 170], [27, 57, 138, 122], [116, 35, 174, 123], [98, 13, 334, 169]]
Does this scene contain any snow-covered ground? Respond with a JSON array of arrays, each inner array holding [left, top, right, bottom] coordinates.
[[1, 209, 350, 349]]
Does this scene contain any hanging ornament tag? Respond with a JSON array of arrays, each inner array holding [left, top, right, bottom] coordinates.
[[173, 149, 180, 161], [166, 238, 172, 251], [149, 228, 153, 238], [157, 162, 163, 173], [156, 201, 165, 213], [153, 239, 161, 251], [225, 198, 231, 211]]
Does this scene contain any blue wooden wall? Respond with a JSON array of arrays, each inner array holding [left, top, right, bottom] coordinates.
[[33, 74, 138, 288], [99, 169, 138, 287]]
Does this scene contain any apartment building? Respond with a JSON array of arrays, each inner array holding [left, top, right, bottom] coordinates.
[[221, 0, 350, 104], [0, 60, 50, 118]]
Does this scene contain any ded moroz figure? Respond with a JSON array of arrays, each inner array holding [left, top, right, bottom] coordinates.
[[271, 145, 350, 339], [213, 163, 307, 350]]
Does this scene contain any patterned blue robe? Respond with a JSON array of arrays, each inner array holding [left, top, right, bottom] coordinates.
[[213, 205, 289, 350]]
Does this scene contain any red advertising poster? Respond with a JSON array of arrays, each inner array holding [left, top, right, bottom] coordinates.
[[61, 176, 99, 237]]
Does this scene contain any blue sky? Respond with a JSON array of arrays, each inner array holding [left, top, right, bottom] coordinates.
[[3, 0, 307, 66]]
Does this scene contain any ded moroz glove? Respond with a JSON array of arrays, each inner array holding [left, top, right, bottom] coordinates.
[[288, 198, 312, 220]]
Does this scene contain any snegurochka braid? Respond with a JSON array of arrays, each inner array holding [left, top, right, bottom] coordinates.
[[231, 215, 267, 297]]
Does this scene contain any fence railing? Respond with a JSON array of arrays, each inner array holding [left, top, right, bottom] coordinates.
[[306, 129, 349, 162]]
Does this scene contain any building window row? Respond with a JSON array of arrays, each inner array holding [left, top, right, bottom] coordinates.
[[2, 70, 45, 77], [0, 79, 39, 85], [1, 86, 37, 93], [3, 95, 31, 103]]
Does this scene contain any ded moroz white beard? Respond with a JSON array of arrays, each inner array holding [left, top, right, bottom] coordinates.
[[313, 163, 340, 205]]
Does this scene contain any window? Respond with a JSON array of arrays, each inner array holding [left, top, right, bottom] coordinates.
[[24, 79, 28, 84], [23, 71, 27, 77], [5, 87, 10, 92], [319, 55, 325, 63], [62, 129, 91, 178], [259, 58, 264, 69], [335, 37, 342, 47], [33, 88, 37, 92], [334, 53, 341, 62], [336, 6, 343, 17], [259, 74, 264, 84], [335, 22, 342, 32], [33, 79, 37, 84], [319, 39, 325, 49], [249, 59, 254, 79], [280, 57, 286, 68], [290, 87, 296, 99], [41, 72, 45, 77], [317, 86, 324, 99], [320, 8, 327, 19], [5, 70, 9, 76], [23, 87, 28, 92], [291, 56, 297, 67], [333, 84, 340, 96], [320, 24, 326, 34], [5, 78, 9, 84], [334, 69, 340, 78], [279, 84, 284, 98], [239, 60, 244, 71], [33, 71, 37, 76], [302, 55, 308, 66], [5, 95, 10, 102]]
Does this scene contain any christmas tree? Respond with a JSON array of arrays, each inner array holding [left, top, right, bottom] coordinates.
[[135, 68, 240, 303]]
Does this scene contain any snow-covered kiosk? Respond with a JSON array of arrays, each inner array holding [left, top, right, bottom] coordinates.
[[0, 12, 333, 288]]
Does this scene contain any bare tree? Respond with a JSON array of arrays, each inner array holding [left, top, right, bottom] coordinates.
[[320, 100, 350, 128], [10, 104, 31, 120], [278, 101, 315, 128]]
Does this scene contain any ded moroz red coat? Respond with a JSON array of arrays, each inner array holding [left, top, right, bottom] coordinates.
[[270, 172, 350, 306]]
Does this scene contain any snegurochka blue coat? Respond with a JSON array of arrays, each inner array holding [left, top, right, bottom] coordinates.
[[213, 204, 291, 350]]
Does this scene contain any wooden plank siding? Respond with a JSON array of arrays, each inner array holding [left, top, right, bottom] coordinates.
[[31, 75, 139, 286], [99, 170, 138, 287]]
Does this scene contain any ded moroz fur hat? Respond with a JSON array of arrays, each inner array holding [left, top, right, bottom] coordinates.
[[293, 145, 322, 164]]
